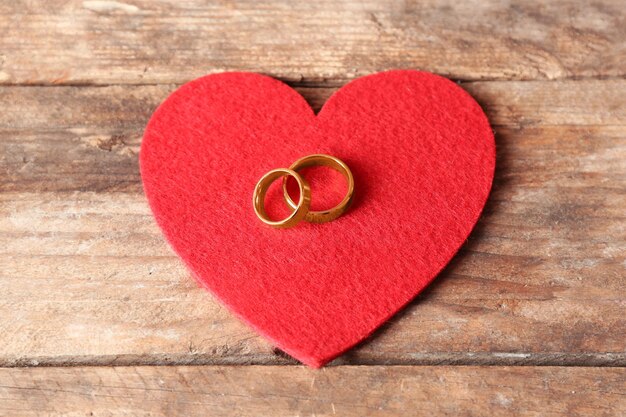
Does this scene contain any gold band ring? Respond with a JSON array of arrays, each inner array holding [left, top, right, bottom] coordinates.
[[282, 154, 354, 223], [253, 168, 311, 229]]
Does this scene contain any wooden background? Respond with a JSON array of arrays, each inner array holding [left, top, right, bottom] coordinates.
[[1, 0, 625, 415]]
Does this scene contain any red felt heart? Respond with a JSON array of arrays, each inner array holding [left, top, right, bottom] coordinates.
[[140, 70, 495, 367]]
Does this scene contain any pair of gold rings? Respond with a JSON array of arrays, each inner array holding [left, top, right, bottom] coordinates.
[[253, 154, 354, 228]]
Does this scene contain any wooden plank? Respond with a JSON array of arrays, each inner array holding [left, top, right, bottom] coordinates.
[[0, 80, 624, 132], [2, 80, 624, 194], [0, 366, 624, 417], [0, 0, 624, 85], [0, 81, 624, 366]]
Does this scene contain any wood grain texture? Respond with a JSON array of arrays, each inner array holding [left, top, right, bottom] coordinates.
[[0, 366, 624, 417], [0, 81, 624, 366], [2, 79, 625, 193], [0, 0, 624, 86], [1, 0, 624, 413]]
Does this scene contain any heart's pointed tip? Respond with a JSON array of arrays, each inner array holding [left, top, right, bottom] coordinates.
[[284, 349, 332, 369], [299, 356, 328, 369]]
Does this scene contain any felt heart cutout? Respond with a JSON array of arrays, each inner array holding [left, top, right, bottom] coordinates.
[[140, 70, 495, 367]]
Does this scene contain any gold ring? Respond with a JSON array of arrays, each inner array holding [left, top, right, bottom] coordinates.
[[253, 168, 311, 228], [282, 154, 354, 223]]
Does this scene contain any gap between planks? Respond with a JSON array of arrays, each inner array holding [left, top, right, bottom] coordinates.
[[3, 74, 626, 88], [1, 352, 626, 368]]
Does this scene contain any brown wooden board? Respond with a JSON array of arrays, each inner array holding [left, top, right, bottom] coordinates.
[[0, 366, 624, 417], [1, 1, 625, 414], [0, 0, 624, 86]]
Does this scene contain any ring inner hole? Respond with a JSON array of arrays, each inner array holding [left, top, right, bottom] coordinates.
[[264, 174, 298, 221], [285, 166, 347, 211]]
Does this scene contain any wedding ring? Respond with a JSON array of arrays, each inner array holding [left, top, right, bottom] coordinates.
[[282, 154, 354, 223], [253, 168, 311, 228]]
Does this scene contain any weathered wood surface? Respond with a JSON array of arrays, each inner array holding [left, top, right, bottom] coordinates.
[[1, 0, 625, 86], [1, 80, 624, 366], [1, 1, 624, 415], [0, 366, 624, 417], [2, 79, 626, 193]]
